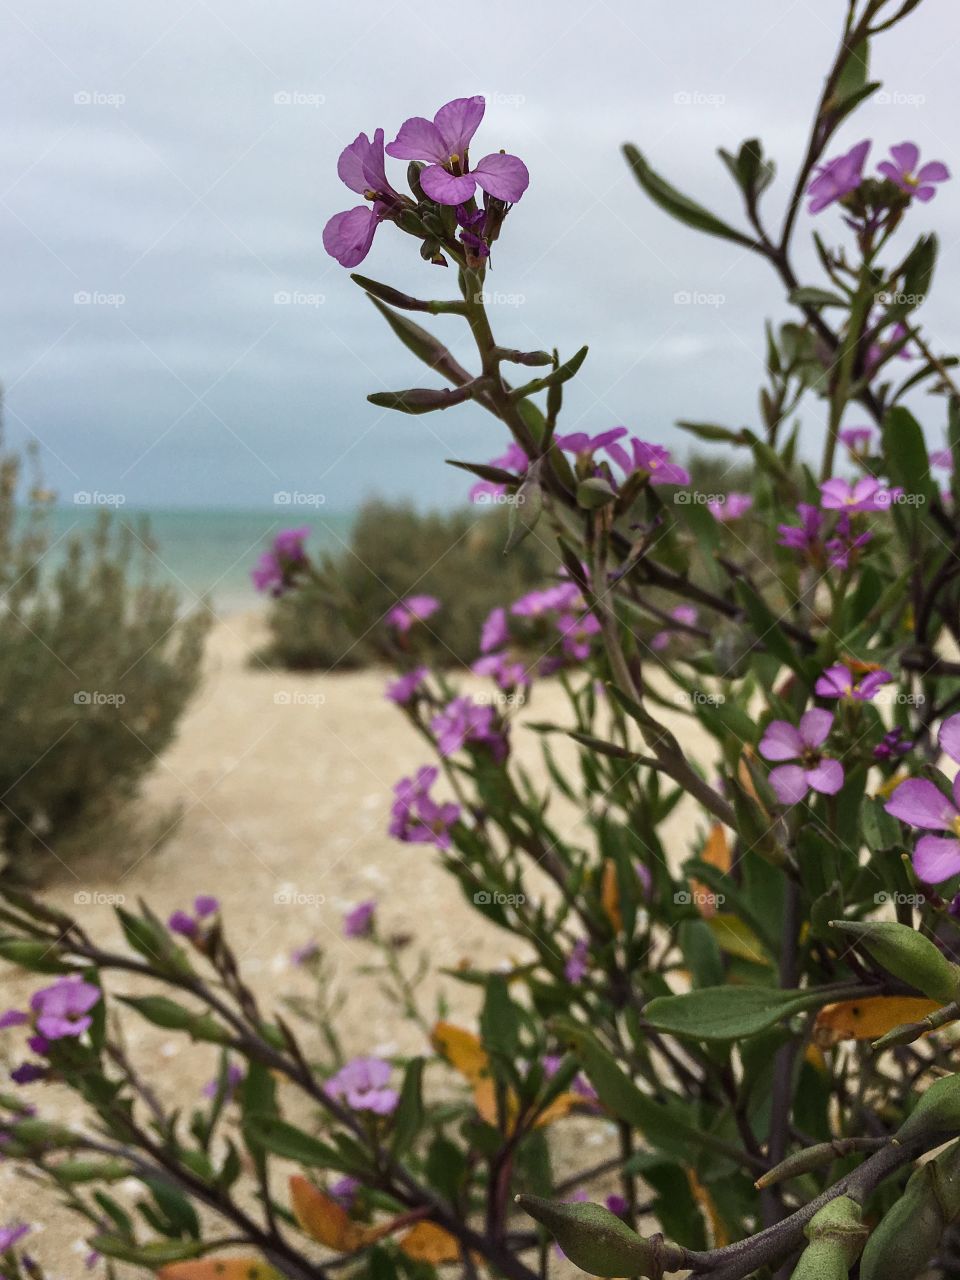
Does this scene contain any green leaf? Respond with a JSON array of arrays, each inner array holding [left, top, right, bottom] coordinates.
[[644, 986, 828, 1041], [243, 1114, 342, 1167], [623, 144, 756, 247], [390, 1058, 424, 1157], [789, 286, 848, 308], [0, 938, 71, 973], [118, 996, 229, 1044], [504, 458, 545, 551]]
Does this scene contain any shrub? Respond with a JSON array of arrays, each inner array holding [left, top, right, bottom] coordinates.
[[256, 499, 556, 670], [0, 452, 208, 874], [6, 4, 960, 1279]]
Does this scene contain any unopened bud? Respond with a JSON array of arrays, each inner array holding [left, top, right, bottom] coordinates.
[[860, 1141, 960, 1280], [830, 920, 960, 1003], [790, 1197, 867, 1279], [897, 1072, 960, 1142], [515, 1195, 685, 1278]]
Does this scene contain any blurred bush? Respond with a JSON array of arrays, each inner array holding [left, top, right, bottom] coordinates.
[[0, 449, 209, 875], [258, 499, 557, 670]]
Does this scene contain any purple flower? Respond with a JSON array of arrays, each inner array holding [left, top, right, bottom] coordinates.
[[555, 427, 629, 462], [480, 606, 509, 654], [565, 938, 590, 984], [386, 666, 428, 706], [838, 426, 874, 455], [778, 503, 823, 555], [344, 900, 376, 939], [251, 527, 310, 596], [168, 910, 197, 938], [820, 477, 898, 512], [556, 611, 601, 660], [758, 709, 844, 806], [30, 977, 100, 1041], [651, 604, 698, 652], [707, 492, 753, 522], [825, 514, 873, 570], [291, 940, 319, 966], [874, 727, 911, 761], [605, 1195, 628, 1217], [10, 1063, 46, 1085], [432, 697, 507, 761], [0, 1223, 29, 1252], [324, 1056, 398, 1115], [621, 440, 690, 487], [878, 142, 949, 203], [469, 442, 529, 503], [386, 595, 440, 633], [472, 651, 529, 690], [807, 140, 870, 213], [389, 766, 460, 850], [194, 895, 219, 918], [511, 582, 582, 618], [323, 129, 404, 267], [814, 664, 892, 702], [0, 1011, 28, 1029], [885, 714, 960, 882], [329, 1176, 361, 1210], [386, 96, 529, 206], [202, 1062, 244, 1100]]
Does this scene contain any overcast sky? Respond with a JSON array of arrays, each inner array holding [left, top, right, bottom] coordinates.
[[3, 0, 959, 510]]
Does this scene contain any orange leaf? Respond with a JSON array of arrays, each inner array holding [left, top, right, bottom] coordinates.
[[431, 1022, 491, 1086], [160, 1262, 281, 1280], [601, 859, 622, 932], [399, 1221, 461, 1264], [813, 996, 942, 1048], [534, 1091, 584, 1127], [289, 1175, 367, 1251], [691, 824, 730, 918]]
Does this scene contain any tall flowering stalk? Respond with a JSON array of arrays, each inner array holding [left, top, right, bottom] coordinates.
[[6, 4, 960, 1280]]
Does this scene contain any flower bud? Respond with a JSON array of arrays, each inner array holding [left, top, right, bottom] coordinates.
[[896, 1072, 960, 1143], [829, 920, 960, 1003], [790, 1197, 867, 1279], [515, 1195, 684, 1278], [860, 1141, 960, 1280]]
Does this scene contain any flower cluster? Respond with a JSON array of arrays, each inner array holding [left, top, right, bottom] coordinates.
[[807, 139, 949, 214], [389, 765, 460, 849], [251, 528, 311, 597], [885, 715, 960, 883], [324, 97, 528, 267], [1, 976, 101, 1084], [324, 1056, 398, 1115]]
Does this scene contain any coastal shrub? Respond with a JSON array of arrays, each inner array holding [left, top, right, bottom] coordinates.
[[6, 4, 960, 1279], [0, 457, 208, 874], [256, 499, 556, 670]]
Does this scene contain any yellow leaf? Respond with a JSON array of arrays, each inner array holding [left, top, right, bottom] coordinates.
[[534, 1091, 584, 1127], [160, 1262, 281, 1280], [399, 1221, 461, 1264], [708, 914, 771, 966], [289, 1175, 367, 1251], [601, 859, 622, 932], [813, 996, 942, 1048], [431, 1022, 491, 1086]]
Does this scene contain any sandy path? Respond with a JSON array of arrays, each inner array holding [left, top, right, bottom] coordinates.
[[0, 612, 714, 1276]]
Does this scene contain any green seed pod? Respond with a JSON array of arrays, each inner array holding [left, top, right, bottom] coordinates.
[[829, 920, 960, 1003], [789, 1197, 867, 1279], [515, 1195, 684, 1278], [896, 1073, 960, 1142], [860, 1142, 960, 1280]]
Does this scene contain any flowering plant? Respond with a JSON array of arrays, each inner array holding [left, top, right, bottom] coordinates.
[[6, 3, 960, 1279]]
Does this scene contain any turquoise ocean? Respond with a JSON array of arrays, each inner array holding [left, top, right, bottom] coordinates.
[[40, 507, 357, 614]]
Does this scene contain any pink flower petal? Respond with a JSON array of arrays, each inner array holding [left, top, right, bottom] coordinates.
[[322, 205, 380, 267], [769, 764, 809, 806], [805, 758, 844, 796], [940, 714, 960, 766], [884, 777, 955, 830], [472, 153, 530, 202], [815, 665, 853, 698], [759, 719, 803, 762], [890, 141, 920, 175], [419, 165, 477, 205], [434, 96, 485, 157], [914, 835, 960, 884], [916, 160, 949, 184], [385, 116, 447, 164], [337, 132, 375, 195], [799, 707, 834, 749]]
